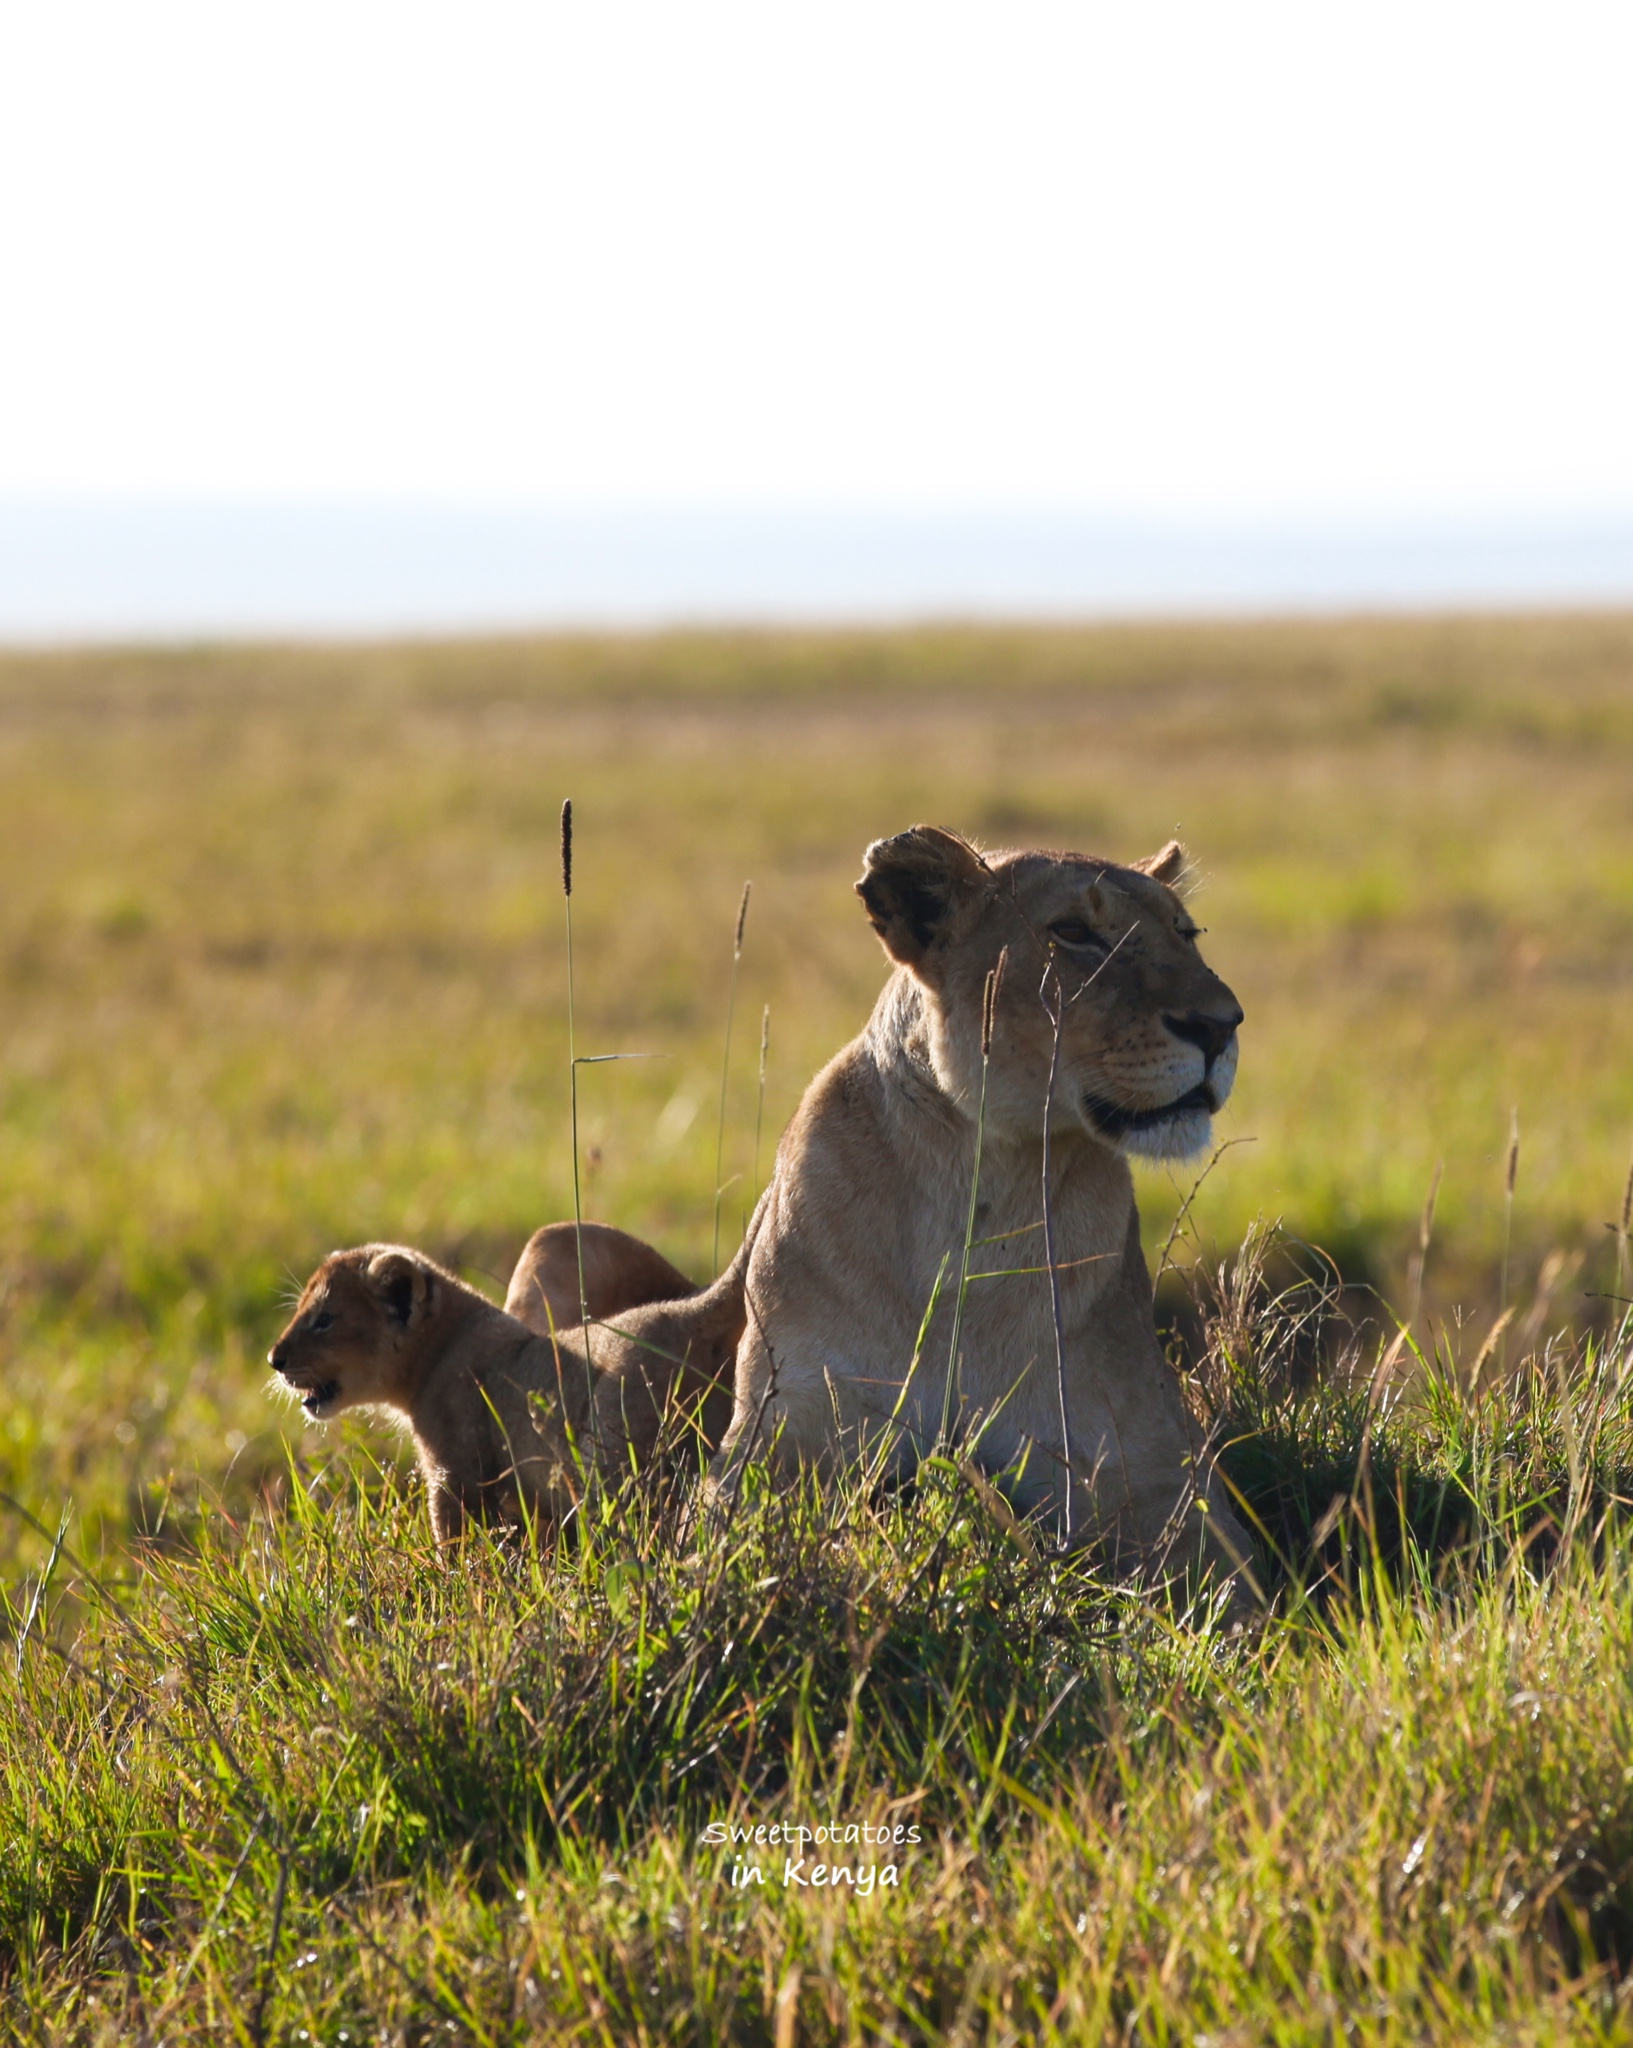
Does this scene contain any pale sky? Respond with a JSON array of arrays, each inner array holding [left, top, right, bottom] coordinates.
[[3, 1, 1631, 518]]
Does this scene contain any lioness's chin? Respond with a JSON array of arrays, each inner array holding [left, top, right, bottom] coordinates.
[[1119, 1109, 1215, 1163], [1082, 1078, 1219, 1161]]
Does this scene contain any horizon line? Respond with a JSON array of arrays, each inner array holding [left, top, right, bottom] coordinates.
[[4, 499, 1632, 645]]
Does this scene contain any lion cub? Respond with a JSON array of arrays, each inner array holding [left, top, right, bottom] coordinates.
[[270, 1244, 592, 1546], [270, 1225, 748, 1546]]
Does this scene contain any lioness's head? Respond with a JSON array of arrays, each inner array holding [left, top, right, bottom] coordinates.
[[857, 826, 1242, 1161], [269, 1245, 444, 1420]]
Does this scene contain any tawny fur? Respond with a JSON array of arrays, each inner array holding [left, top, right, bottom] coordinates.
[[715, 825, 1257, 1590], [504, 1220, 695, 1332], [269, 1229, 747, 1545]]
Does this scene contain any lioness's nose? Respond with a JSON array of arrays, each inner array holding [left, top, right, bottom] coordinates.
[[1164, 1007, 1243, 1068], [268, 1342, 286, 1371]]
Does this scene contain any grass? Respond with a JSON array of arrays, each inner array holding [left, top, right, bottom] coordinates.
[[4, 613, 1633, 2037], [9, 1288, 1633, 2041]]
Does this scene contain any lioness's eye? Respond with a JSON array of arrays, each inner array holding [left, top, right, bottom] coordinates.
[[310, 1311, 334, 1334], [1049, 919, 1106, 951]]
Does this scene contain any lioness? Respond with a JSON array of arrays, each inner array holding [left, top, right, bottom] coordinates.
[[270, 1227, 744, 1544], [714, 825, 1256, 1587]]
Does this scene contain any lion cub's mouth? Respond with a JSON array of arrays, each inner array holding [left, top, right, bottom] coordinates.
[[1081, 1079, 1217, 1141], [296, 1378, 341, 1417]]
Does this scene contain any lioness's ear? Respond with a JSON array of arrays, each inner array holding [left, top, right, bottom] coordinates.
[[855, 826, 990, 969], [1133, 840, 1188, 887], [364, 1249, 435, 1328]]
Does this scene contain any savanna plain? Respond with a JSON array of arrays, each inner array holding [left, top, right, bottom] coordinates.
[[3, 615, 1633, 2044]]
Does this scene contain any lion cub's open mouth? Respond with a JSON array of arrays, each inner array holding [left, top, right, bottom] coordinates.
[[297, 1378, 341, 1416]]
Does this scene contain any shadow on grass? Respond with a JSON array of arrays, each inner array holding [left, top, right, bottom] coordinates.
[[1186, 1224, 1633, 1597]]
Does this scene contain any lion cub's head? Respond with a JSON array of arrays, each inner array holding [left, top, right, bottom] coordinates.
[[269, 1245, 444, 1420], [857, 825, 1243, 1161]]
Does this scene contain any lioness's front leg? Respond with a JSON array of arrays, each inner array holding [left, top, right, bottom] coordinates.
[[991, 1211, 1258, 1596], [712, 1326, 861, 1486]]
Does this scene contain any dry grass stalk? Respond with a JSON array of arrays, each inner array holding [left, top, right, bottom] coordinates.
[[1406, 1159, 1444, 1334], [712, 881, 752, 1277], [1515, 1247, 1584, 1359], [561, 797, 593, 1421], [941, 948, 1007, 1450], [1501, 1108, 1520, 1367], [1469, 1306, 1516, 1384], [748, 1002, 771, 1237], [1038, 950, 1074, 1543]]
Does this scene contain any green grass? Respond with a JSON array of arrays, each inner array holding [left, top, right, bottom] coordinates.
[[10, 1302, 1633, 2042], [5, 615, 1633, 2038]]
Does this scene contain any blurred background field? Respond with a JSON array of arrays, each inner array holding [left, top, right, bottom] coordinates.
[[1, 611, 1631, 1559]]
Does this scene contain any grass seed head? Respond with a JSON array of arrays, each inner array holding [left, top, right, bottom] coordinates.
[[560, 798, 573, 898], [981, 946, 1009, 1059], [1506, 1109, 1520, 1199], [734, 880, 751, 958]]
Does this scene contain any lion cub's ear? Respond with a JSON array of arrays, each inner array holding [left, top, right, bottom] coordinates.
[[855, 826, 990, 969], [1133, 840, 1188, 887], [364, 1249, 436, 1329]]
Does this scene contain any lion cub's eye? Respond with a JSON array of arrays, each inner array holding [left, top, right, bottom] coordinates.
[[1049, 918, 1107, 952], [309, 1310, 335, 1334]]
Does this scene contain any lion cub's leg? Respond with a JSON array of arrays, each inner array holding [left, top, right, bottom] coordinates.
[[505, 1222, 697, 1335]]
